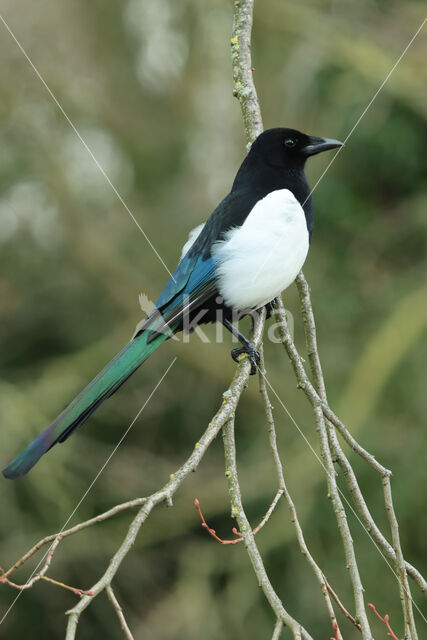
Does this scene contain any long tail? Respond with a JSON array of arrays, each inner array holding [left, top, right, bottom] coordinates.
[[2, 328, 170, 479]]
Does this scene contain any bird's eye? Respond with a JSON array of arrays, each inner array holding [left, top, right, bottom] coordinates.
[[284, 138, 297, 148]]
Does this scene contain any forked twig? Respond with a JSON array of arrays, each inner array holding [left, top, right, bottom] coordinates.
[[368, 603, 403, 640], [194, 489, 283, 544], [325, 579, 361, 632], [295, 273, 422, 636], [0, 566, 93, 597], [2, 499, 147, 580], [258, 345, 343, 637]]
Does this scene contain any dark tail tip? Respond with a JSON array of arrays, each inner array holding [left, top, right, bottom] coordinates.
[[2, 431, 52, 479], [2, 461, 27, 479]]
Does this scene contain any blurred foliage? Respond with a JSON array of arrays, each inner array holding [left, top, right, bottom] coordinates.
[[0, 0, 426, 638]]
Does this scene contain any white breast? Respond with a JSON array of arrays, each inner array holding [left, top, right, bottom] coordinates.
[[212, 189, 309, 310]]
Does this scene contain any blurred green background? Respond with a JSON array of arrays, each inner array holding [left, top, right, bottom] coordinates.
[[0, 1, 426, 638]]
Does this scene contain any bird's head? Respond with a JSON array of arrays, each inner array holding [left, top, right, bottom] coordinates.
[[249, 127, 343, 169]]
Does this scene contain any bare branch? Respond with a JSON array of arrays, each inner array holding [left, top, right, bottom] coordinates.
[[0, 533, 90, 595], [296, 272, 421, 635], [274, 296, 373, 637], [194, 488, 282, 545], [368, 603, 403, 640], [275, 284, 426, 604], [271, 618, 283, 640], [258, 346, 343, 637], [63, 312, 266, 639], [106, 585, 134, 640], [382, 477, 418, 639], [296, 273, 391, 476], [325, 581, 362, 632], [2, 498, 147, 580], [0, 565, 92, 597], [231, 0, 263, 142], [222, 410, 313, 639]]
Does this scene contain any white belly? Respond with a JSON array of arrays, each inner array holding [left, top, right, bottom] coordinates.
[[212, 189, 309, 310]]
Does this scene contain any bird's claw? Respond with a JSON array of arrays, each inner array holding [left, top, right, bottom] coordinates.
[[230, 344, 260, 375]]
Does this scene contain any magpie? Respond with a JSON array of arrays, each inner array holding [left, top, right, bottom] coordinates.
[[2, 127, 342, 479]]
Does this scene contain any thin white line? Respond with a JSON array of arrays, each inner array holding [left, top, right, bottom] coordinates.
[[262, 372, 427, 625], [0, 357, 177, 625], [0, 14, 176, 282], [252, 17, 426, 284], [263, 374, 322, 464], [304, 16, 426, 204]]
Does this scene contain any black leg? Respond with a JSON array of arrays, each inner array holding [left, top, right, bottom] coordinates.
[[265, 297, 277, 319], [222, 318, 260, 375]]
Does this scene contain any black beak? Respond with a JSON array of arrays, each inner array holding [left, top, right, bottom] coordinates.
[[302, 136, 343, 157]]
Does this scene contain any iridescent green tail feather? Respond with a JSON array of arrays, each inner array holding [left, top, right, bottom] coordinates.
[[2, 328, 170, 479]]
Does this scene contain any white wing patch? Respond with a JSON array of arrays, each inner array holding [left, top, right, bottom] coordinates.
[[180, 223, 205, 260], [212, 189, 309, 310]]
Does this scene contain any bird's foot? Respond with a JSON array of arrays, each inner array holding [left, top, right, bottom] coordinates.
[[231, 343, 260, 375]]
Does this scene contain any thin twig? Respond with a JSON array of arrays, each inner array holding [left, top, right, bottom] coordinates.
[[330, 620, 339, 640], [325, 579, 362, 631], [273, 281, 426, 606], [194, 489, 283, 544], [368, 603, 402, 640], [271, 618, 284, 640], [296, 272, 421, 636], [0, 567, 92, 597], [1, 533, 62, 590], [258, 347, 342, 637], [106, 585, 134, 640], [274, 297, 373, 638], [2, 498, 147, 579], [41, 576, 93, 597], [222, 412, 312, 640], [194, 497, 243, 545], [382, 478, 418, 639], [231, 0, 263, 142]]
